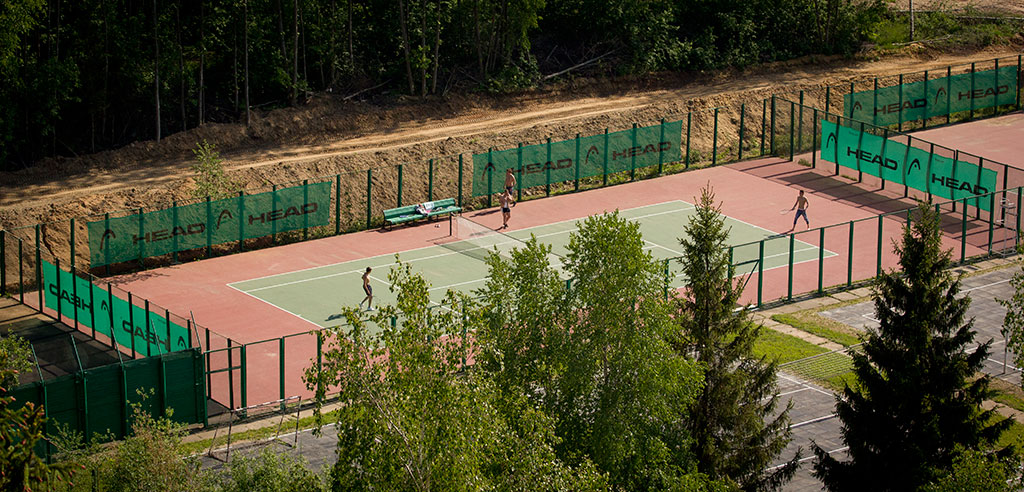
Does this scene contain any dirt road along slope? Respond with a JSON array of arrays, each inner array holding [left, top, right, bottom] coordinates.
[[1, 47, 1022, 269]]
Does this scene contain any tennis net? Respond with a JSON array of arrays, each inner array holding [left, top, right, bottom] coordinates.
[[444, 215, 567, 276]]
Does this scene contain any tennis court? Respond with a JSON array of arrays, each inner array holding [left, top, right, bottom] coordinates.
[[228, 200, 836, 329]]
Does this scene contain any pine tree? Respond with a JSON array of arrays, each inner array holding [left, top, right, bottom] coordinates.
[[676, 186, 798, 491], [813, 202, 1012, 491]]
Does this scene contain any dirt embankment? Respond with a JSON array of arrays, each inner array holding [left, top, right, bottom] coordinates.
[[1, 45, 1023, 254]]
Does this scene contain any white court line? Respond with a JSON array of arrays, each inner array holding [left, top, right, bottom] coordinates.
[[645, 239, 684, 257], [226, 283, 324, 330], [774, 375, 831, 397], [791, 413, 838, 429], [777, 387, 814, 398], [766, 447, 849, 471], [230, 200, 692, 288], [961, 278, 1011, 293], [234, 202, 696, 293]]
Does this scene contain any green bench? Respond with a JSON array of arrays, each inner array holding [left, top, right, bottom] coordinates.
[[383, 198, 462, 232]]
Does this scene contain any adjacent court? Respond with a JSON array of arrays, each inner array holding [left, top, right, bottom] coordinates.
[[227, 200, 836, 329]]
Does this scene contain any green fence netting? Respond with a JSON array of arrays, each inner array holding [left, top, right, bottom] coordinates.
[[471, 120, 683, 197], [9, 348, 205, 458], [819, 119, 998, 210], [42, 259, 192, 356], [87, 180, 332, 267], [844, 65, 1019, 126]]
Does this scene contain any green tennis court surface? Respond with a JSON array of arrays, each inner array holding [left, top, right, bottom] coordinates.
[[229, 201, 835, 327]]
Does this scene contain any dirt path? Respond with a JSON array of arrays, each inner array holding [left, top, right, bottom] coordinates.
[[1, 47, 1021, 228]]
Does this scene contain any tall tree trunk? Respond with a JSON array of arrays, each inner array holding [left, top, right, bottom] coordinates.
[[420, 1, 427, 98], [176, 3, 186, 132], [473, 0, 483, 77], [347, 0, 353, 69], [198, 0, 205, 125], [245, 0, 251, 126], [154, 0, 161, 142], [431, 0, 441, 94], [397, 0, 415, 94], [233, 26, 238, 113], [292, 0, 299, 105], [277, 0, 288, 59]]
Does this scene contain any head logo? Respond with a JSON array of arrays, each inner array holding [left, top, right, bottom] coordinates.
[[852, 101, 862, 113], [216, 209, 234, 229], [909, 158, 921, 171], [935, 87, 947, 104], [99, 229, 117, 250], [825, 132, 838, 151], [583, 146, 600, 165]]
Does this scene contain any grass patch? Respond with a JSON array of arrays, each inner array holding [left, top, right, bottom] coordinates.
[[992, 417, 1024, 451], [989, 377, 1024, 413], [753, 326, 829, 364], [772, 313, 863, 347], [181, 409, 335, 456]]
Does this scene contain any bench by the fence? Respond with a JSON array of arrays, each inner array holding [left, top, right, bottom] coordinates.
[[383, 198, 461, 232]]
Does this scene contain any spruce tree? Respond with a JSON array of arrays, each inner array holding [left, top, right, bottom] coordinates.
[[677, 186, 798, 491], [813, 202, 1012, 491]]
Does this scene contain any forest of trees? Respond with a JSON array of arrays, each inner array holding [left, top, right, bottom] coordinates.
[[0, 0, 879, 170]]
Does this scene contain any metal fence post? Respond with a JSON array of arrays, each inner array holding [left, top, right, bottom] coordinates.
[[271, 186, 278, 244], [872, 77, 878, 127], [847, 221, 854, 286], [487, 148, 494, 206], [760, 99, 767, 156], [428, 159, 434, 202], [788, 101, 795, 161], [770, 95, 776, 154], [575, 133, 581, 190], [738, 104, 745, 160], [712, 109, 719, 166], [205, 197, 212, 257], [923, 70, 929, 129], [280, 337, 286, 409], [946, 65, 952, 125], [335, 174, 341, 235], [457, 155, 464, 207], [798, 90, 804, 151], [961, 198, 968, 263], [366, 169, 373, 228], [397, 164, 403, 208], [969, 62, 976, 120], [546, 137, 553, 194], [757, 240, 764, 308], [70, 217, 76, 272], [603, 128, 610, 186], [630, 123, 637, 181], [898, 74, 904, 132], [812, 109, 818, 168], [787, 234, 794, 301], [237, 193, 245, 253], [658, 119, 666, 174], [876, 215, 883, 276], [35, 224, 42, 313], [686, 113, 692, 168], [817, 228, 825, 294]]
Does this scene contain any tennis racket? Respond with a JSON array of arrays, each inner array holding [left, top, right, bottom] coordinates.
[[779, 209, 791, 215]]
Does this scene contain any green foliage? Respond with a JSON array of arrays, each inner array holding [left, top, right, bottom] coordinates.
[[191, 140, 235, 201], [813, 202, 1014, 491], [0, 0, 894, 168], [304, 257, 608, 491], [476, 212, 714, 490], [921, 447, 1021, 492], [0, 334, 32, 388], [998, 245, 1024, 389], [97, 403, 203, 492], [214, 449, 325, 492], [676, 186, 797, 490]]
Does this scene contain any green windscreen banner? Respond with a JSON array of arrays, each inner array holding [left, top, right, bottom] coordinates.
[[471, 120, 682, 197], [844, 66, 1018, 126], [819, 120, 998, 211], [88, 180, 331, 267], [42, 260, 192, 356]]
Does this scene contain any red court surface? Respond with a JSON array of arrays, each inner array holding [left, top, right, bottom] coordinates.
[[909, 112, 1024, 168], [103, 153, 985, 410]]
